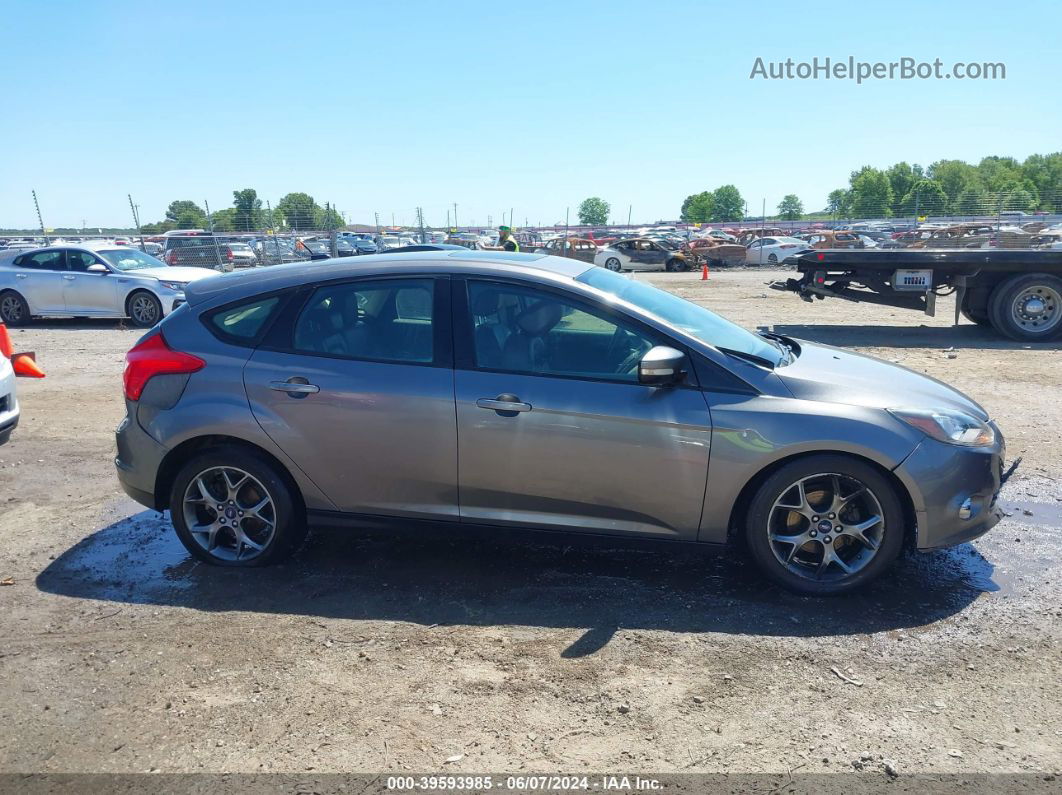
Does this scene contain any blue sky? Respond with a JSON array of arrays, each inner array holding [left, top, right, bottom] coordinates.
[[1, 0, 1059, 228]]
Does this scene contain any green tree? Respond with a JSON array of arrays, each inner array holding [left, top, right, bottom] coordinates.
[[999, 188, 1036, 211], [954, 187, 989, 215], [826, 189, 852, 218], [884, 162, 923, 212], [207, 207, 236, 232], [577, 197, 610, 226], [277, 192, 318, 230], [710, 185, 744, 221], [164, 200, 207, 229], [680, 191, 713, 223], [848, 167, 893, 218], [926, 159, 980, 206], [777, 194, 804, 220], [315, 205, 345, 229], [897, 179, 948, 216], [1021, 152, 1062, 211], [232, 188, 262, 232]]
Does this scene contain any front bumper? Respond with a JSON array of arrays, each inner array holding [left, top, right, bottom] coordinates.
[[894, 425, 1006, 550]]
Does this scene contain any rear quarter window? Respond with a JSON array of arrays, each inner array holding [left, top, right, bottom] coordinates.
[[207, 296, 281, 343]]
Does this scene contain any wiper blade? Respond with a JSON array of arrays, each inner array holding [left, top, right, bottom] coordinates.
[[719, 347, 775, 368]]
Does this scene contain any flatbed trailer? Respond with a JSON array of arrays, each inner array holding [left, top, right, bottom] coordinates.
[[771, 249, 1062, 341]]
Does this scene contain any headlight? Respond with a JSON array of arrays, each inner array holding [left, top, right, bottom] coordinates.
[[158, 281, 186, 291], [888, 407, 995, 447]]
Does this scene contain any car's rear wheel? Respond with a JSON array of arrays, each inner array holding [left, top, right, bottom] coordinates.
[[745, 455, 904, 595], [169, 447, 306, 567], [0, 291, 30, 326], [127, 290, 162, 328], [767, 253, 778, 265], [988, 273, 1062, 341], [665, 258, 689, 273], [605, 257, 622, 272]]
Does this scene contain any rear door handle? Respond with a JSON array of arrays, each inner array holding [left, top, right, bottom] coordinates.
[[63, 274, 76, 280], [476, 395, 531, 413], [15, 273, 27, 279], [270, 380, 320, 395]]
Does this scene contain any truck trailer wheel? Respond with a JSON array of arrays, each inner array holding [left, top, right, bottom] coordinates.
[[988, 273, 1062, 342], [959, 294, 992, 327]]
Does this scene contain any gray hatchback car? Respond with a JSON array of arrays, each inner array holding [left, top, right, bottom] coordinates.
[[115, 252, 1011, 594]]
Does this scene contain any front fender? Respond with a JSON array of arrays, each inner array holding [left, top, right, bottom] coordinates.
[[698, 392, 922, 543]]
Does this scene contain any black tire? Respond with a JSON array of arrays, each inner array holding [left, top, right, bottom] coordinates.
[[127, 290, 162, 328], [169, 446, 307, 567], [0, 291, 31, 326], [767, 253, 778, 265], [605, 257, 622, 272], [744, 454, 905, 596], [959, 304, 992, 327], [666, 258, 689, 273], [988, 273, 1062, 342]]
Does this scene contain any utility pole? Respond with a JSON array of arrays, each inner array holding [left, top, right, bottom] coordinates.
[[446, 209, 451, 231], [487, 214, 492, 228], [128, 194, 145, 251], [627, 204, 632, 231], [416, 207, 426, 243], [374, 212, 380, 236], [453, 202, 458, 232], [509, 207, 514, 230], [32, 190, 47, 243]]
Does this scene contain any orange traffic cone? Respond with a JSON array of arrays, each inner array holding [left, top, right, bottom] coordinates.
[[701, 263, 709, 281], [12, 352, 45, 378], [0, 324, 12, 359]]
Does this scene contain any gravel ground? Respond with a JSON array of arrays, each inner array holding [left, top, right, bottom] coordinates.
[[0, 267, 1060, 779]]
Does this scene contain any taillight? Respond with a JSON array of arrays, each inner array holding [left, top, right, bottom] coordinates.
[[780, 244, 796, 249], [124, 333, 204, 401], [226, 247, 234, 261], [165, 250, 177, 265]]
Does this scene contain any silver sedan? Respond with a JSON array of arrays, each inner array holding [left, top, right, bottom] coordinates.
[[0, 245, 216, 328]]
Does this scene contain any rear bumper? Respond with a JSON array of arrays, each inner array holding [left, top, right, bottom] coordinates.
[[114, 413, 168, 511], [894, 428, 1005, 550]]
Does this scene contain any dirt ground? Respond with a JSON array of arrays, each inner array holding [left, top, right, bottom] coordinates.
[[1, 267, 1060, 779]]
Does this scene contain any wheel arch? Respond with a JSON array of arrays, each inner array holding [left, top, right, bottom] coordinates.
[[154, 434, 306, 513], [724, 449, 917, 546]]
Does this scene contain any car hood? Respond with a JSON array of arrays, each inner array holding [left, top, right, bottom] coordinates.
[[775, 339, 988, 420], [132, 266, 218, 283]]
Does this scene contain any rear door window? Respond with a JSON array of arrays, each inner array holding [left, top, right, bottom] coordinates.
[[293, 279, 435, 363], [18, 250, 66, 270]]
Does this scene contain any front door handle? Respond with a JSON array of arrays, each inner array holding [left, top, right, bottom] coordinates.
[[477, 394, 531, 413], [15, 273, 27, 279], [63, 274, 76, 280], [270, 379, 320, 396]]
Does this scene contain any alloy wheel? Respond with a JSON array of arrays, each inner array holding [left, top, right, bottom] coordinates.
[[181, 466, 277, 562], [131, 294, 160, 326], [767, 472, 884, 582]]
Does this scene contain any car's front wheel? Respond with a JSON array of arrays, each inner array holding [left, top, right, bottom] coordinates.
[[604, 257, 622, 272], [127, 290, 162, 328], [744, 455, 904, 595], [169, 447, 306, 567]]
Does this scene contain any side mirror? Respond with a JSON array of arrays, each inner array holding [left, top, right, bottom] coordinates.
[[87, 263, 108, 273], [638, 345, 687, 386]]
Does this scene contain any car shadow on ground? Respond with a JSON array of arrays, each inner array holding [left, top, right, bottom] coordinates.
[[15, 318, 135, 331], [36, 511, 1001, 656], [760, 323, 1062, 351]]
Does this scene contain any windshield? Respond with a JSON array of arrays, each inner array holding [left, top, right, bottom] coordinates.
[[96, 248, 165, 271], [577, 268, 783, 366]]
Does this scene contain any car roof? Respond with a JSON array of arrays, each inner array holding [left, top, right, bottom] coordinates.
[[183, 251, 587, 306]]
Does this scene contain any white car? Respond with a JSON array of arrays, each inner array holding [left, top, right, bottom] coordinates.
[[593, 238, 691, 272], [745, 236, 812, 266], [0, 245, 216, 328], [0, 352, 17, 446]]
